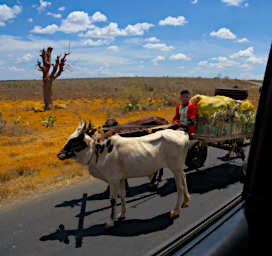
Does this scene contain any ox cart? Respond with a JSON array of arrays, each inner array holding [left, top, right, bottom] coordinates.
[[186, 133, 249, 169], [100, 87, 254, 170], [100, 117, 251, 171]]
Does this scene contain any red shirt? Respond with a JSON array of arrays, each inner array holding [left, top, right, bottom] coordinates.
[[172, 102, 196, 134]]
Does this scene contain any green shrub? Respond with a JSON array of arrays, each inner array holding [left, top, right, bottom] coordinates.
[[121, 102, 140, 112], [42, 115, 56, 127], [14, 116, 29, 128]]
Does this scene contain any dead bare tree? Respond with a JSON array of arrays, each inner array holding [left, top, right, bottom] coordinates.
[[37, 47, 70, 110]]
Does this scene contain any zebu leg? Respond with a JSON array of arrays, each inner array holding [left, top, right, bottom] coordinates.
[[150, 171, 158, 185], [117, 179, 127, 220], [181, 172, 190, 208], [169, 170, 183, 218], [157, 168, 164, 182], [105, 179, 129, 194], [148, 171, 159, 191], [105, 182, 118, 228]]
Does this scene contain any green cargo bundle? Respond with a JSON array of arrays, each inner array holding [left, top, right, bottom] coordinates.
[[191, 95, 256, 138]]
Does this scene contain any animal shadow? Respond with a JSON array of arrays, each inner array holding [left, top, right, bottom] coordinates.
[[157, 163, 243, 197], [55, 182, 153, 208], [55, 163, 243, 208], [40, 212, 174, 246]]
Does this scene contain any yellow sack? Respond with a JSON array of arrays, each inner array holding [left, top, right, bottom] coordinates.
[[238, 100, 255, 111], [191, 94, 236, 117]]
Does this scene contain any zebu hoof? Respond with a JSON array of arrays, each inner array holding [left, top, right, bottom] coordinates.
[[117, 213, 126, 221], [148, 183, 157, 192], [105, 185, 110, 193], [104, 222, 114, 229], [181, 201, 189, 208], [169, 210, 179, 219]]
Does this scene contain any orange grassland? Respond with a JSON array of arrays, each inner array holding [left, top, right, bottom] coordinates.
[[0, 97, 175, 206], [0, 77, 260, 207]]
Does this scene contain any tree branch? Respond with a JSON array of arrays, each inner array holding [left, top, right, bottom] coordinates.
[[37, 61, 45, 72], [53, 52, 70, 80], [50, 55, 60, 80], [37, 47, 53, 81], [37, 47, 69, 82]]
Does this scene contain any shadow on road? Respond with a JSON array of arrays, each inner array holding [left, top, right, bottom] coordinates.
[[40, 212, 174, 246], [55, 183, 154, 208], [55, 163, 243, 208], [159, 163, 243, 197], [41, 163, 243, 247]]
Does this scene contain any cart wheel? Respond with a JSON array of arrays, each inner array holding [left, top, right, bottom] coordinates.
[[185, 141, 208, 170]]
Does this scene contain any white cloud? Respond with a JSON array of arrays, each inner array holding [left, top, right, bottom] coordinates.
[[230, 47, 254, 58], [237, 38, 249, 43], [31, 11, 108, 34], [16, 53, 34, 63], [59, 11, 93, 33], [31, 24, 59, 34], [82, 39, 108, 46], [58, 6, 65, 11], [152, 55, 165, 65], [82, 22, 154, 38], [90, 11, 107, 22], [244, 2, 249, 7], [0, 4, 22, 27], [240, 63, 253, 70], [145, 37, 160, 42], [221, 0, 245, 7], [197, 56, 239, 70], [192, 0, 198, 4], [47, 12, 62, 18], [209, 57, 239, 69], [28, 18, 33, 23], [36, 0, 51, 12], [124, 23, 154, 36], [107, 45, 119, 52], [210, 27, 236, 39], [143, 43, 174, 51], [82, 22, 124, 37], [9, 66, 24, 72], [197, 60, 208, 66], [246, 56, 265, 64], [169, 53, 191, 61], [210, 56, 228, 62], [159, 16, 187, 26]]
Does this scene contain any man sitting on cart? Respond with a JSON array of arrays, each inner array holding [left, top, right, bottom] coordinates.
[[172, 89, 196, 134]]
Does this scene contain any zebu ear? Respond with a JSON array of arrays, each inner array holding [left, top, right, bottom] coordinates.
[[78, 118, 84, 129], [86, 128, 97, 137], [82, 121, 87, 132], [88, 120, 92, 130], [85, 120, 97, 137], [78, 119, 86, 133]]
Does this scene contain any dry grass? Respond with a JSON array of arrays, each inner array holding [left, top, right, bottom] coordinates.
[[0, 77, 260, 207], [0, 77, 259, 100]]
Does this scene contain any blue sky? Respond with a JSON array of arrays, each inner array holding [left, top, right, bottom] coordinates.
[[0, 0, 270, 80]]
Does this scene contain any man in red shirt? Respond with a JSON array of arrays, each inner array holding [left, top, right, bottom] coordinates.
[[172, 90, 196, 134]]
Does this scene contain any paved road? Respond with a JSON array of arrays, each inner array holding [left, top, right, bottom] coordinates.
[[247, 80, 262, 87], [0, 147, 246, 256]]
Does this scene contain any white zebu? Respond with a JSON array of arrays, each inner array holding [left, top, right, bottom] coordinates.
[[57, 120, 191, 228]]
